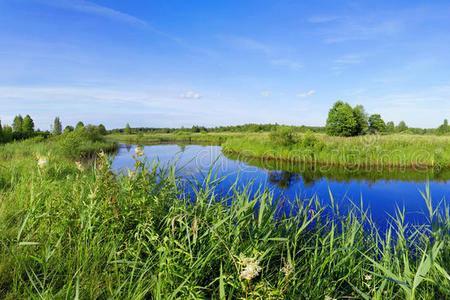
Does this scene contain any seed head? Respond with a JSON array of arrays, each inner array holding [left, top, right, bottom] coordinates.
[[239, 255, 262, 281]]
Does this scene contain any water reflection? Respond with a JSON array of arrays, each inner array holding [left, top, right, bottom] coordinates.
[[225, 153, 450, 184], [111, 143, 450, 228]]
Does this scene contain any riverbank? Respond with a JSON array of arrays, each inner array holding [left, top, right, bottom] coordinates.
[[107, 132, 248, 145], [109, 132, 450, 169], [0, 135, 449, 298]]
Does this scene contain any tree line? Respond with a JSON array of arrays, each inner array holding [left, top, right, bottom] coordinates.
[[325, 101, 450, 137], [0, 115, 107, 144]]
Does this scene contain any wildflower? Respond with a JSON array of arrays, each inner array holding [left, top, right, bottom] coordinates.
[[127, 170, 135, 178], [324, 296, 337, 300], [281, 261, 294, 277], [98, 150, 107, 159], [239, 255, 262, 281], [364, 274, 372, 281], [75, 161, 84, 172], [36, 155, 48, 169], [135, 146, 144, 157]]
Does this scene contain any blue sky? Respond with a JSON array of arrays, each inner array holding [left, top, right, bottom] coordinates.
[[1, 0, 450, 129]]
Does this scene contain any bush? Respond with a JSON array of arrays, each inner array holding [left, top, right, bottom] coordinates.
[[301, 131, 318, 148], [270, 127, 296, 146]]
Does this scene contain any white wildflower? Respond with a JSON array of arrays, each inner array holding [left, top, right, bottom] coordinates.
[[36, 155, 48, 169], [127, 170, 135, 178], [75, 161, 84, 172], [239, 256, 262, 281], [364, 274, 372, 281], [135, 146, 144, 157], [281, 261, 294, 277]]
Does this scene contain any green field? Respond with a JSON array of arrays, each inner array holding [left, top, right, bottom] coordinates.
[[0, 132, 449, 299]]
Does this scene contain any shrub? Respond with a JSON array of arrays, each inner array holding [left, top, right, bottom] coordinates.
[[269, 127, 296, 146], [301, 131, 318, 148]]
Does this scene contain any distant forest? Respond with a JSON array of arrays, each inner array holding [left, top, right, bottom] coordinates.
[[111, 122, 448, 136]]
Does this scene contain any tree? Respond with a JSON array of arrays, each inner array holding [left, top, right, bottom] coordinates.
[[2, 125, 12, 143], [98, 124, 107, 135], [368, 114, 386, 133], [76, 121, 85, 131], [396, 121, 408, 132], [124, 123, 132, 134], [12, 115, 23, 133], [352, 105, 368, 135], [53, 117, 62, 135], [386, 121, 395, 133], [437, 119, 449, 135], [22, 115, 35, 135], [64, 126, 74, 134], [326, 101, 357, 137]]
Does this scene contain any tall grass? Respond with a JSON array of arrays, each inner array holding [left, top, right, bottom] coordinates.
[[0, 137, 449, 299], [222, 133, 450, 168]]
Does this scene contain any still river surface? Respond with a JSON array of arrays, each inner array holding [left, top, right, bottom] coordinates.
[[111, 143, 450, 228]]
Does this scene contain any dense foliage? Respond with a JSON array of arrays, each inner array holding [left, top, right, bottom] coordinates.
[[325, 101, 359, 136], [0, 115, 108, 145]]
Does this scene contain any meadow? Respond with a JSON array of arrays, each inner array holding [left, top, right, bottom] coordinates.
[[0, 132, 449, 299]]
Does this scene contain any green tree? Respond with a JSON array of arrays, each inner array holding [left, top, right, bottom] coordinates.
[[22, 115, 35, 135], [12, 115, 23, 133], [437, 119, 449, 135], [124, 123, 132, 134], [2, 125, 12, 143], [386, 121, 395, 133], [98, 124, 107, 135], [368, 114, 386, 133], [76, 121, 85, 131], [326, 101, 357, 137], [352, 105, 368, 135], [396, 121, 408, 132], [53, 117, 62, 135], [64, 125, 74, 134]]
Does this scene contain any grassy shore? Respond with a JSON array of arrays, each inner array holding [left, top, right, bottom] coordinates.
[[107, 132, 247, 145], [109, 131, 450, 169], [0, 134, 449, 298], [222, 133, 450, 168]]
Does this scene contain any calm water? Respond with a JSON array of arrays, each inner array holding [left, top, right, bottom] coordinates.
[[111, 144, 450, 228]]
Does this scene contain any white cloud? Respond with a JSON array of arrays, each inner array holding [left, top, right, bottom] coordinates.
[[221, 36, 272, 54], [334, 54, 364, 65], [260, 90, 271, 97], [297, 90, 316, 98], [180, 90, 202, 99], [36, 0, 148, 27], [270, 59, 303, 71], [307, 15, 341, 24], [221, 36, 302, 71]]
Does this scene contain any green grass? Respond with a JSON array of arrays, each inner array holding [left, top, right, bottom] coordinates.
[[107, 132, 248, 145], [0, 135, 449, 299], [222, 133, 450, 168]]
